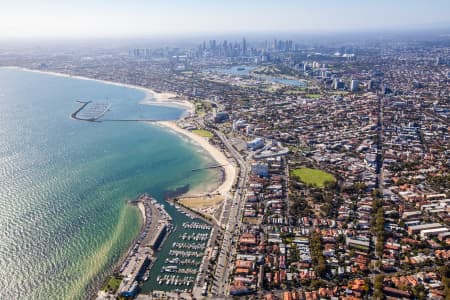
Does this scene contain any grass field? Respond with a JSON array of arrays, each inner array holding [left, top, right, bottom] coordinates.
[[102, 276, 122, 293], [291, 167, 335, 188], [194, 102, 205, 116], [284, 88, 307, 95], [331, 91, 350, 96], [305, 93, 322, 99], [192, 129, 214, 138]]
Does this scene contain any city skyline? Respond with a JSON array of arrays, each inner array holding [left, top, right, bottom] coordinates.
[[2, 0, 450, 38], [1, 1, 450, 299]]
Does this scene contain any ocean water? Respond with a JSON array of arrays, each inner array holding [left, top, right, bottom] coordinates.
[[0, 68, 217, 299]]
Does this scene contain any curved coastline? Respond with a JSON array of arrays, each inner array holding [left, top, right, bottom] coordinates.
[[2, 66, 194, 114], [156, 121, 236, 198], [3, 66, 236, 199], [2, 66, 236, 297]]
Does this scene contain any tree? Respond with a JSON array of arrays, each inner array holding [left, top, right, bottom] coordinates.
[[372, 189, 382, 199], [310, 232, 327, 277], [373, 274, 385, 300], [375, 206, 385, 257], [411, 284, 426, 300], [289, 244, 300, 262], [438, 265, 450, 300]]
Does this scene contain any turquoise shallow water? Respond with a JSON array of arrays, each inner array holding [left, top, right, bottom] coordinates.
[[0, 68, 216, 299]]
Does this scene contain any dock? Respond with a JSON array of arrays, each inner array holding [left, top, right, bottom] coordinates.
[[95, 193, 173, 300]]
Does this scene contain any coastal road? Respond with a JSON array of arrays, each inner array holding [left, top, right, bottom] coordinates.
[[209, 128, 249, 297]]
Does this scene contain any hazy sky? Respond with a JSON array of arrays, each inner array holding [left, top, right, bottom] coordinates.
[[1, 0, 450, 38]]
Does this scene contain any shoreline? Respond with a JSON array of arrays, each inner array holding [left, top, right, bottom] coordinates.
[[96, 194, 172, 299], [4, 66, 236, 297], [4, 66, 235, 198], [2, 66, 195, 115], [156, 120, 236, 198]]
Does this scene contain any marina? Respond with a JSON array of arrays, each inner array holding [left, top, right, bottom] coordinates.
[[71, 101, 112, 121], [95, 194, 216, 297], [172, 241, 205, 250], [167, 249, 204, 258], [0, 68, 220, 300], [140, 203, 213, 293], [180, 232, 210, 242], [164, 258, 201, 267], [96, 194, 173, 299], [181, 221, 211, 231], [156, 275, 196, 288]]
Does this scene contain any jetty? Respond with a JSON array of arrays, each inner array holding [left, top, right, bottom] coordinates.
[[95, 193, 173, 300], [191, 164, 227, 172], [101, 119, 159, 122]]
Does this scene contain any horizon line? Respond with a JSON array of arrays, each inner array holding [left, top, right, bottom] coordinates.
[[1, 25, 450, 42]]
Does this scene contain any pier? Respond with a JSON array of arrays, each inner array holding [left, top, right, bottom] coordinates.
[[95, 193, 172, 300], [101, 119, 159, 122], [71, 101, 161, 123], [96, 196, 214, 298], [191, 164, 227, 172]]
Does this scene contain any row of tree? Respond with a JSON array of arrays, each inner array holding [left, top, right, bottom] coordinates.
[[310, 232, 327, 277], [371, 197, 385, 258]]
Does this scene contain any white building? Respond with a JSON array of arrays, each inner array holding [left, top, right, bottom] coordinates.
[[350, 79, 359, 91], [420, 227, 448, 240]]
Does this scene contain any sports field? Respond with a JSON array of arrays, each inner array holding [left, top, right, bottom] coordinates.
[[291, 167, 335, 188], [192, 129, 214, 138]]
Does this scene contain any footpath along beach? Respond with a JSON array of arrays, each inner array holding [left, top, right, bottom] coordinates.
[[156, 121, 236, 198]]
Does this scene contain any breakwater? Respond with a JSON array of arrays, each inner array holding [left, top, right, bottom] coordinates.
[[70, 101, 91, 120], [0, 67, 218, 300], [95, 194, 172, 299], [71, 101, 112, 121]]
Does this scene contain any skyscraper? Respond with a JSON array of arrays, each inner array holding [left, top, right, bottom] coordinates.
[[334, 78, 345, 90], [350, 79, 359, 92]]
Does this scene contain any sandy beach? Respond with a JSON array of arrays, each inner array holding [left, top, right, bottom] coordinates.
[[157, 121, 236, 198], [3, 66, 194, 115], [139, 92, 194, 116], [5, 66, 234, 199]]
